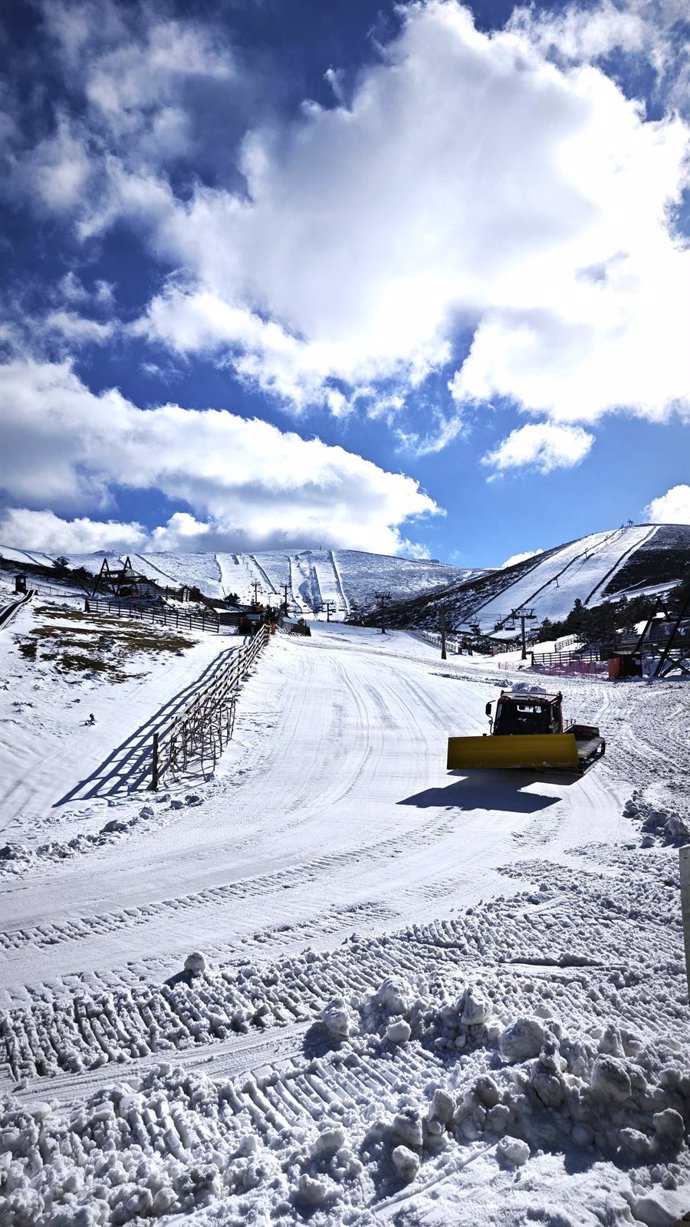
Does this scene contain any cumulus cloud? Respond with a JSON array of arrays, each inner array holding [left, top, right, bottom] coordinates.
[[482, 423, 594, 475], [645, 484, 690, 524], [6, 0, 690, 470], [0, 508, 149, 554], [0, 359, 439, 553], [138, 0, 690, 455], [499, 547, 545, 570]]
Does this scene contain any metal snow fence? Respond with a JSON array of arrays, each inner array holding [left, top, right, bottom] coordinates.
[[87, 597, 220, 634], [152, 624, 270, 789], [531, 645, 610, 670]]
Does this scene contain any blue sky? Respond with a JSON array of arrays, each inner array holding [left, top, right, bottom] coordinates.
[[1, 0, 690, 568]]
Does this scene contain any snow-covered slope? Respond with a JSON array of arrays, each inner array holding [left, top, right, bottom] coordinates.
[[383, 523, 690, 631], [2, 525, 688, 628], [472, 524, 657, 628], [0, 545, 480, 616], [0, 612, 688, 1225]]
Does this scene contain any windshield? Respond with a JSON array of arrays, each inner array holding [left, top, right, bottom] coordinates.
[[495, 701, 552, 734]]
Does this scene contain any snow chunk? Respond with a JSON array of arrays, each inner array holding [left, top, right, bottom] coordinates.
[[499, 1017, 544, 1063], [630, 1192, 687, 1227], [391, 1145, 420, 1183], [321, 997, 355, 1041], [429, 1088, 455, 1125], [461, 986, 490, 1025], [184, 951, 208, 976], [392, 1107, 424, 1149], [374, 977, 410, 1015], [294, 1172, 340, 1206], [386, 1018, 411, 1044], [652, 1108, 685, 1145], [497, 1136, 530, 1166], [590, 1055, 632, 1104]]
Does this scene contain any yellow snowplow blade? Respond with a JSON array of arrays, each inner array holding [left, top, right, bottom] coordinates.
[[447, 733, 581, 772]]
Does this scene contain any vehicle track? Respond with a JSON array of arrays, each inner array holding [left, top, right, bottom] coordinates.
[[2, 855, 684, 1085]]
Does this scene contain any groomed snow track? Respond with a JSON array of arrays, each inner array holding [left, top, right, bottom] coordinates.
[[0, 622, 688, 1225]]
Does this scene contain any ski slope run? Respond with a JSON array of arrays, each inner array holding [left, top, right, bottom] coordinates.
[[472, 525, 659, 630]]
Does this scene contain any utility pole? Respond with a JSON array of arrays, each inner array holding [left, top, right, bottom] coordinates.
[[324, 599, 336, 622], [440, 610, 447, 660], [373, 590, 392, 634], [282, 581, 289, 614], [251, 580, 260, 606]]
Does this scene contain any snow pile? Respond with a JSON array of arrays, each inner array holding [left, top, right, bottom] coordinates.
[[349, 978, 689, 1163], [0, 1064, 367, 1225], [624, 788, 690, 848], [1, 984, 687, 1226]]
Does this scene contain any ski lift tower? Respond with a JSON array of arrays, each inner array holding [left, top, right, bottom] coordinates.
[[505, 607, 537, 661]]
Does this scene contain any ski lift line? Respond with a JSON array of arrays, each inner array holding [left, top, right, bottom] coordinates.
[[309, 559, 324, 613], [288, 554, 310, 614], [129, 552, 177, 586], [248, 553, 279, 596], [458, 547, 556, 620], [489, 528, 628, 629], [513, 527, 625, 616], [583, 524, 659, 608]]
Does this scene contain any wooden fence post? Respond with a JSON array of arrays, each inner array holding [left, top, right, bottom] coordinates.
[[152, 732, 159, 791]]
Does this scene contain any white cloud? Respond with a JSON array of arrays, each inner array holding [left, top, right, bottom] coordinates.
[[482, 423, 594, 474], [0, 508, 149, 554], [499, 547, 545, 570], [0, 358, 440, 554], [15, 113, 94, 213], [645, 484, 690, 524], [138, 1, 690, 442], [1, 276, 118, 357], [42, 1, 234, 153], [8, 0, 690, 462], [42, 311, 115, 344], [508, 1, 648, 65]]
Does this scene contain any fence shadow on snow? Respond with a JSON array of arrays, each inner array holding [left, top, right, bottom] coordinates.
[[54, 642, 257, 805]]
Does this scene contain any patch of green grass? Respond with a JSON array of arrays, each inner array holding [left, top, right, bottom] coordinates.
[[57, 653, 116, 675]]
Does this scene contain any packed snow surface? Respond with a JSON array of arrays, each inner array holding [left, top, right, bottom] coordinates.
[[0, 597, 688, 1225]]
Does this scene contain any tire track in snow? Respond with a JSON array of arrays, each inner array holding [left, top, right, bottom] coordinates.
[[2, 854, 684, 1085], [0, 817, 460, 959]]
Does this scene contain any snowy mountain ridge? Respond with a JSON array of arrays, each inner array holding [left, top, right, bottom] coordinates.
[[1, 523, 688, 626], [0, 544, 482, 617]]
